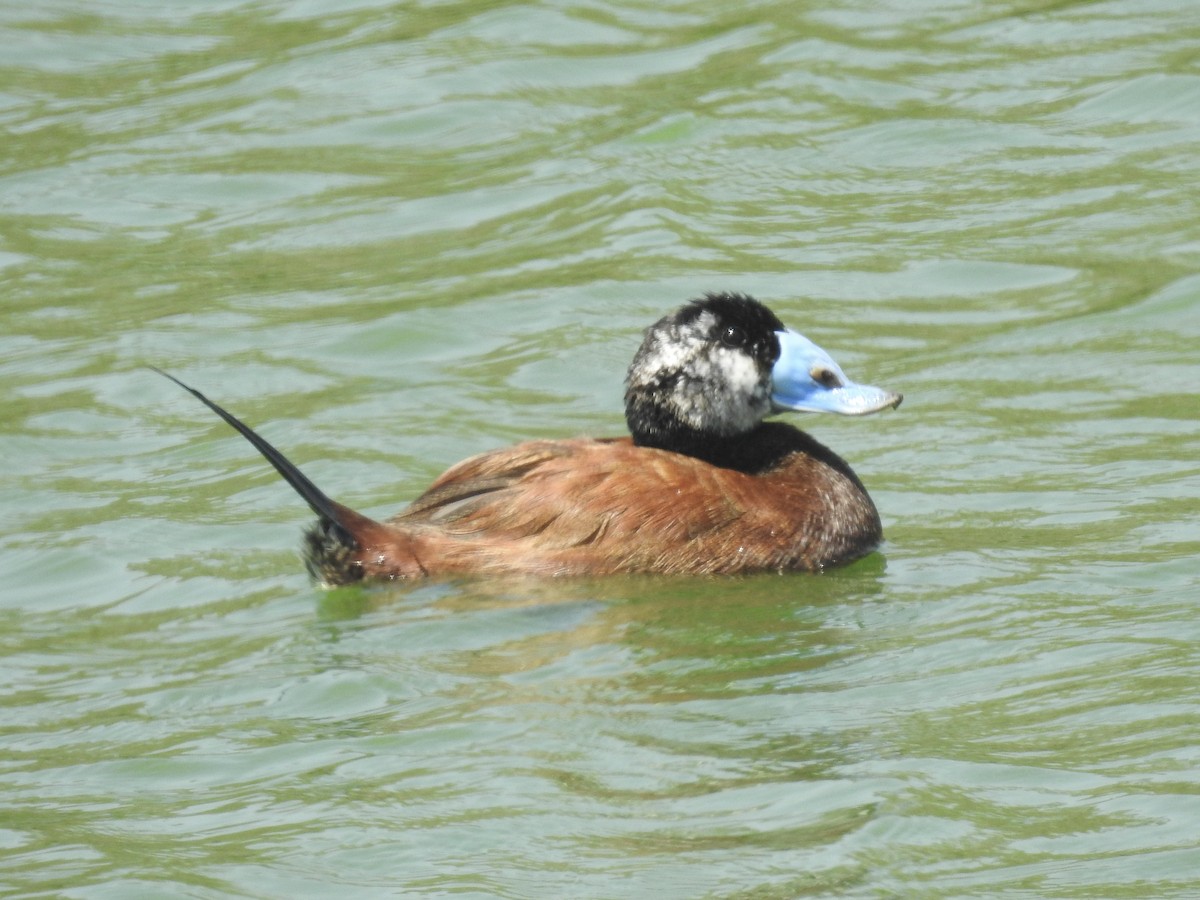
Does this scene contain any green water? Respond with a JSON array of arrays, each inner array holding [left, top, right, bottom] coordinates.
[[3, 0, 1199, 896]]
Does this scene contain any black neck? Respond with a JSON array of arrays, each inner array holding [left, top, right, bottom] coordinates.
[[632, 421, 841, 475]]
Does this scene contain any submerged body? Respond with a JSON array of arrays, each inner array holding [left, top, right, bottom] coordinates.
[[159, 293, 901, 585]]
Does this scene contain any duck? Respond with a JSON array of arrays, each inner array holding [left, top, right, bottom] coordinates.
[[155, 292, 901, 584]]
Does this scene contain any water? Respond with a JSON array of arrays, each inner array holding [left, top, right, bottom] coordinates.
[[2, 0, 1199, 896]]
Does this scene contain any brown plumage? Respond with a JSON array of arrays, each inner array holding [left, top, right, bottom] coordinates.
[[157, 293, 901, 585]]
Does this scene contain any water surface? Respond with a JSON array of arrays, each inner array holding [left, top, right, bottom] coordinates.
[[2, 1, 1199, 897]]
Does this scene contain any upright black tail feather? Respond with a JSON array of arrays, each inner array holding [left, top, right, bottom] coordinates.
[[152, 367, 357, 550]]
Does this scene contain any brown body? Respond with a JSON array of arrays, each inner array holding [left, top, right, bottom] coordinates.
[[306, 423, 882, 584]]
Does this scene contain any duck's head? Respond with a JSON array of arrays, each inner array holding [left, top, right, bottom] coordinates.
[[624, 292, 901, 453]]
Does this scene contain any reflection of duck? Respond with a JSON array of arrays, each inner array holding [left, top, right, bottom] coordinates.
[[157, 292, 900, 584]]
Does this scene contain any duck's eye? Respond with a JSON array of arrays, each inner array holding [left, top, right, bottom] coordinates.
[[811, 366, 843, 388], [720, 325, 746, 348]]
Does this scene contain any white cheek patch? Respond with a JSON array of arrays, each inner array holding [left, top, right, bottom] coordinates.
[[721, 349, 763, 400], [670, 346, 769, 434], [714, 349, 770, 431], [640, 334, 694, 376]]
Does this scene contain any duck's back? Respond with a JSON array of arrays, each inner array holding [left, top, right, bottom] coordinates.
[[306, 423, 883, 582]]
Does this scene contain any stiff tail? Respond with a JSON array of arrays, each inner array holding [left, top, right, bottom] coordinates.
[[153, 367, 366, 582]]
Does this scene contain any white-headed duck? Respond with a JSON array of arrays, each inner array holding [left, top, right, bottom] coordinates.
[[156, 292, 901, 584]]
